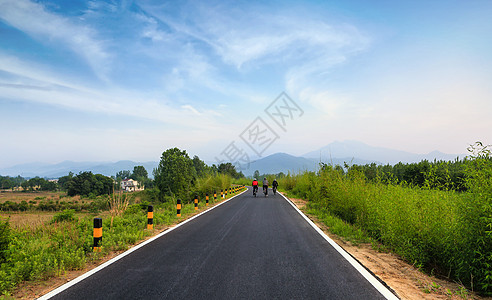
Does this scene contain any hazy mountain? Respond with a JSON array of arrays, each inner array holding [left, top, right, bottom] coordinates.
[[243, 153, 318, 176], [304, 140, 463, 165], [0, 140, 465, 178], [0, 160, 159, 178]]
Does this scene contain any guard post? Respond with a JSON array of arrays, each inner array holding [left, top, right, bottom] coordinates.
[[147, 205, 153, 230], [93, 218, 102, 252], [177, 199, 182, 217], [194, 195, 198, 210], [206, 193, 209, 206]]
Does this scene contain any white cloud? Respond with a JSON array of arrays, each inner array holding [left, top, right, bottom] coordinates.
[[0, 0, 110, 80]]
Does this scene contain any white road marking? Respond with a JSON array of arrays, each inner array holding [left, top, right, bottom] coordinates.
[[38, 189, 248, 300], [279, 192, 400, 300]]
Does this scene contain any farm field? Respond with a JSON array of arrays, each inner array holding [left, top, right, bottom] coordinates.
[[0, 181, 246, 298]]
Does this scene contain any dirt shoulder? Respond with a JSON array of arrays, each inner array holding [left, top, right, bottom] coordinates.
[[288, 196, 490, 300]]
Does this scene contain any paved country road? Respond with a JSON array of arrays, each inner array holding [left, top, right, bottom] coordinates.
[[42, 188, 398, 300]]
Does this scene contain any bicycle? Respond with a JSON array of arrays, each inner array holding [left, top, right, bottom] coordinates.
[[253, 186, 258, 197], [263, 186, 268, 197], [272, 186, 277, 195]]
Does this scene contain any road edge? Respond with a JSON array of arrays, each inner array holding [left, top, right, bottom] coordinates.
[[279, 192, 400, 300], [38, 189, 248, 300]]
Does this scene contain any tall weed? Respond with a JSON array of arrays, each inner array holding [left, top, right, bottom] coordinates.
[[280, 152, 492, 295]]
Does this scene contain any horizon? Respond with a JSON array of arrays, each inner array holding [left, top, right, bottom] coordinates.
[[0, 139, 469, 174], [1, 1, 491, 169]]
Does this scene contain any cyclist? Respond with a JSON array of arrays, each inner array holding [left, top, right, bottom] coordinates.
[[262, 177, 269, 196], [272, 179, 278, 195], [252, 178, 259, 196]]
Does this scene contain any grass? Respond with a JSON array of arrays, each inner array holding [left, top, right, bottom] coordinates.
[[0, 185, 246, 297], [279, 160, 492, 296]]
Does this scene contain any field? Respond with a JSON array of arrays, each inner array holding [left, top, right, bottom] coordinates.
[[0, 184, 246, 297]]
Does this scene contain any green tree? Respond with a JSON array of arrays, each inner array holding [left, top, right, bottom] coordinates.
[[116, 170, 131, 180], [153, 148, 197, 201], [66, 172, 112, 197], [131, 166, 148, 180], [253, 170, 260, 179], [192, 155, 209, 177], [58, 172, 74, 191], [218, 163, 243, 179]]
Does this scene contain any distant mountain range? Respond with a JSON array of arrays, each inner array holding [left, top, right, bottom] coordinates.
[[0, 160, 159, 179], [0, 140, 465, 178]]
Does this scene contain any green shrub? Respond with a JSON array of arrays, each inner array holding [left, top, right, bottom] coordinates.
[[281, 153, 492, 295], [0, 218, 10, 263], [51, 209, 76, 223]]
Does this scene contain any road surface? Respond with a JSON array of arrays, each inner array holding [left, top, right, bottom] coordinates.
[[45, 188, 396, 299]]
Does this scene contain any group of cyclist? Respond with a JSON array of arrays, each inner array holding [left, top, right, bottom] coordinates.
[[251, 177, 278, 197]]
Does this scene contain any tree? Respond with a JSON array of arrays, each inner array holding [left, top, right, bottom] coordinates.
[[253, 170, 260, 179], [153, 148, 197, 201], [58, 172, 74, 191], [217, 163, 243, 179], [66, 172, 113, 197], [131, 166, 148, 180], [192, 156, 209, 177], [116, 170, 131, 180]]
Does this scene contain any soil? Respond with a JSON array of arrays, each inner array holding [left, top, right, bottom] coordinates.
[[7, 194, 492, 299]]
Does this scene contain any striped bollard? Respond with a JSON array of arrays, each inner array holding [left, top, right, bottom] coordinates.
[[177, 199, 182, 217], [147, 205, 153, 230], [93, 218, 102, 252], [214, 191, 217, 202], [225, 189, 228, 198], [206, 193, 209, 206], [221, 189, 223, 199], [194, 195, 198, 210]]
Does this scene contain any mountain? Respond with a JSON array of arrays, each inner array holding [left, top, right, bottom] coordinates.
[[304, 140, 463, 165], [0, 160, 159, 178], [243, 153, 318, 176], [0, 140, 465, 178]]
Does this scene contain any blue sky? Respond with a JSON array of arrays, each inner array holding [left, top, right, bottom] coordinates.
[[1, 0, 491, 168]]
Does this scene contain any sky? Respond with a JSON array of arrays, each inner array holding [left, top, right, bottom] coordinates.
[[1, 0, 492, 168]]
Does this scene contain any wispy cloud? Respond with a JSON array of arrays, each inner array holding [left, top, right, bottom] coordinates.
[[0, 0, 110, 80]]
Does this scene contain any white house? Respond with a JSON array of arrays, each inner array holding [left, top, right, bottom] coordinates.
[[120, 179, 144, 192]]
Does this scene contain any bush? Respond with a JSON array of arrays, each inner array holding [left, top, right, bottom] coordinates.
[[0, 218, 10, 263], [51, 209, 76, 223], [280, 155, 492, 295]]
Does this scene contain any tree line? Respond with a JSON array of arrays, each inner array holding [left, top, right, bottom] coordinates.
[[1, 148, 245, 199]]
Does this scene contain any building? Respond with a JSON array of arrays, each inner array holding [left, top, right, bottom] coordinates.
[[120, 179, 144, 192]]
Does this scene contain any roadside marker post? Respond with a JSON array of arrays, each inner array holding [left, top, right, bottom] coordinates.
[[225, 189, 228, 198], [194, 195, 198, 210], [206, 193, 209, 206], [177, 199, 182, 217], [214, 191, 217, 203], [147, 205, 154, 230], [221, 189, 223, 199], [93, 218, 102, 252]]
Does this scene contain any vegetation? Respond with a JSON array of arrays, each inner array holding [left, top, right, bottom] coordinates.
[[0, 147, 247, 296], [279, 142, 492, 295], [65, 172, 114, 197]]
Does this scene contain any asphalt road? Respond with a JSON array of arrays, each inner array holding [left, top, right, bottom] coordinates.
[[47, 188, 395, 299]]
